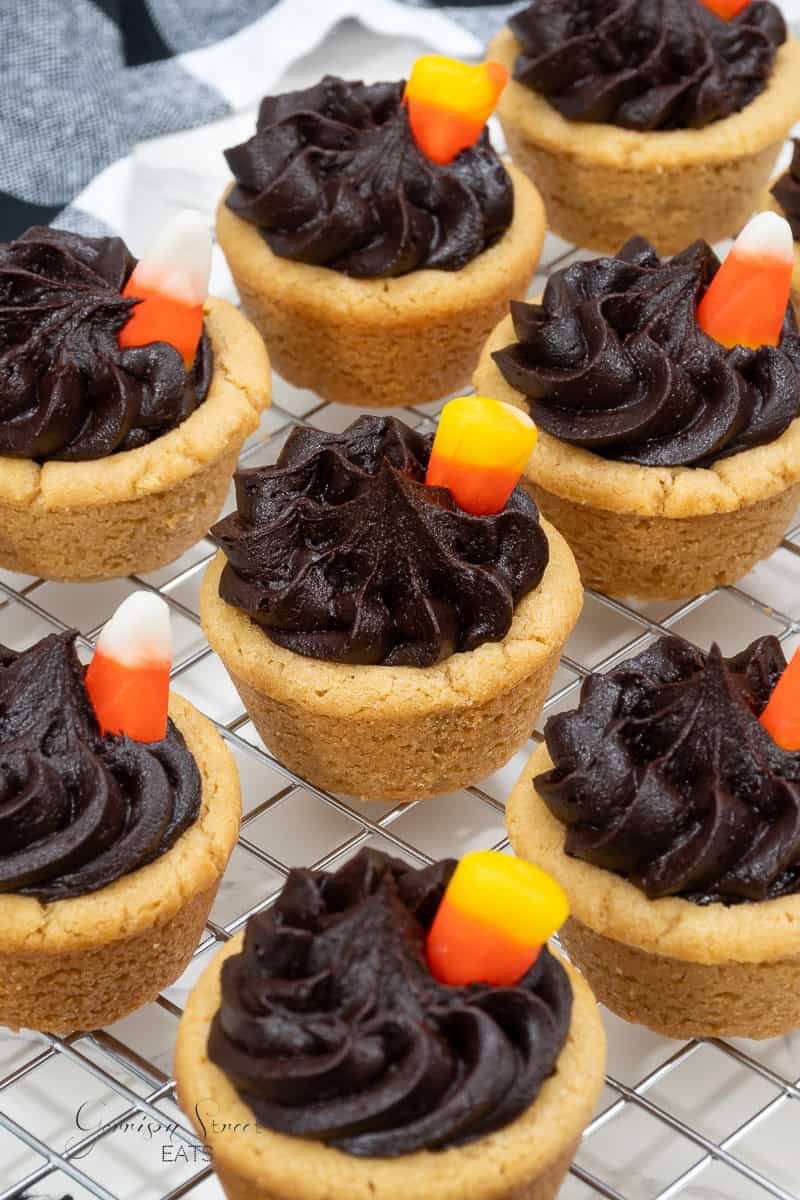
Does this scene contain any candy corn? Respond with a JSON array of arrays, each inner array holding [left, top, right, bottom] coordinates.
[[119, 210, 212, 367], [404, 55, 508, 165], [426, 395, 538, 516], [760, 648, 800, 750], [698, 0, 751, 18], [85, 592, 172, 743], [697, 212, 793, 350], [426, 851, 569, 987]]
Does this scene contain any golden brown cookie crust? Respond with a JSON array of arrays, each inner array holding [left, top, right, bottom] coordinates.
[[200, 520, 583, 801], [490, 28, 800, 254], [476, 315, 800, 520], [492, 28, 800, 167], [174, 937, 605, 1200], [0, 298, 271, 580], [508, 743, 800, 966], [216, 163, 545, 408], [474, 314, 800, 597], [0, 694, 242, 1033]]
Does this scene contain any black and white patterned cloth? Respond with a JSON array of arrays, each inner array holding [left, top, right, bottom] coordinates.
[[0, 0, 520, 240]]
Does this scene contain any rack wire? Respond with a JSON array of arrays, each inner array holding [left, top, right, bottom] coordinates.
[[1, 229, 799, 1200]]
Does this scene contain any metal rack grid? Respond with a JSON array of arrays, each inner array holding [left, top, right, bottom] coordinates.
[[1, 231, 800, 1200]]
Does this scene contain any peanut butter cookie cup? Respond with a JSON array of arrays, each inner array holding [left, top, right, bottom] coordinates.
[[201, 414, 582, 802], [0, 226, 270, 581], [476, 235, 800, 599], [175, 850, 606, 1200], [0, 631, 240, 1034], [490, 0, 800, 254], [508, 636, 800, 1039], [216, 75, 544, 408]]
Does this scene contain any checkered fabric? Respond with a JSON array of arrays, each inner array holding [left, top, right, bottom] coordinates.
[[0, 0, 516, 239]]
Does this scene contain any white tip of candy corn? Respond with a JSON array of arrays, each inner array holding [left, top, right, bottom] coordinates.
[[95, 592, 172, 668], [734, 211, 794, 264], [134, 210, 212, 305]]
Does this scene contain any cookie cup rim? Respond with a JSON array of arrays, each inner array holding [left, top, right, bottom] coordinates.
[[199, 517, 582, 721], [0, 693, 241, 952], [490, 27, 800, 169], [0, 297, 271, 510], [215, 161, 546, 322], [475, 313, 800, 519], [507, 742, 800, 965], [174, 934, 605, 1200]]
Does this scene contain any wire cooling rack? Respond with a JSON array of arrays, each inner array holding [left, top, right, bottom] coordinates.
[[2, 227, 800, 1200]]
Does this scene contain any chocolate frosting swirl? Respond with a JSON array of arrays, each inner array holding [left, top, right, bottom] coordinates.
[[208, 848, 572, 1157], [772, 139, 800, 241], [224, 75, 513, 279], [536, 635, 800, 905], [493, 237, 800, 468], [509, 0, 786, 132], [0, 632, 201, 902], [0, 226, 212, 462], [211, 415, 549, 668]]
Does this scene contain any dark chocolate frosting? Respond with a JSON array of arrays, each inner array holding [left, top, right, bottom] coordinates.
[[0, 632, 201, 902], [493, 236, 800, 468], [537, 635, 800, 905], [224, 75, 513, 279], [509, 0, 786, 132], [0, 226, 212, 462], [211, 415, 549, 668], [772, 139, 800, 241], [207, 849, 572, 1157]]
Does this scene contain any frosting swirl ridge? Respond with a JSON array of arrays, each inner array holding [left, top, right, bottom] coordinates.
[[0, 632, 201, 902], [211, 415, 549, 668], [0, 226, 212, 462], [536, 636, 800, 905], [509, 0, 786, 132], [492, 237, 800, 468], [224, 76, 513, 278], [207, 848, 572, 1156], [772, 139, 800, 241]]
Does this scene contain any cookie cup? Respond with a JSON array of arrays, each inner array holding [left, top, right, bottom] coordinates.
[[489, 27, 800, 255], [215, 163, 544, 409], [200, 520, 582, 802], [475, 315, 800, 599], [0, 695, 241, 1035], [174, 937, 604, 1200], [0, 298, 270, 582], [762, 187, 800, 313], [508, 743, 800, 1039]]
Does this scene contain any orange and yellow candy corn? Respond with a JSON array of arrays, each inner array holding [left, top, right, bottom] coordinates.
[[426, 395, 538, 516], [699, 0, 751, 18], [119, 210, 212, 367], [426, 851, 569, 987], [697, 212, 793, 350], [760, 648, 800, 750], [85, 592, 172, 743], [404, 55, 508, 165]]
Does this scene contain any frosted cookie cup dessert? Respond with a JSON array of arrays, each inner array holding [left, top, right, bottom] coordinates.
[[175, 849, 606, 1200], [766, 140, 800, 311], [0, 607, 241, 1034], [475, 233, 800, 599], [0, 224, 270, 581], [217, 72, 544, 408], [508, 636, 800, 1039], [200, 413, 582, 802], [489, 0, 800, 253]]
